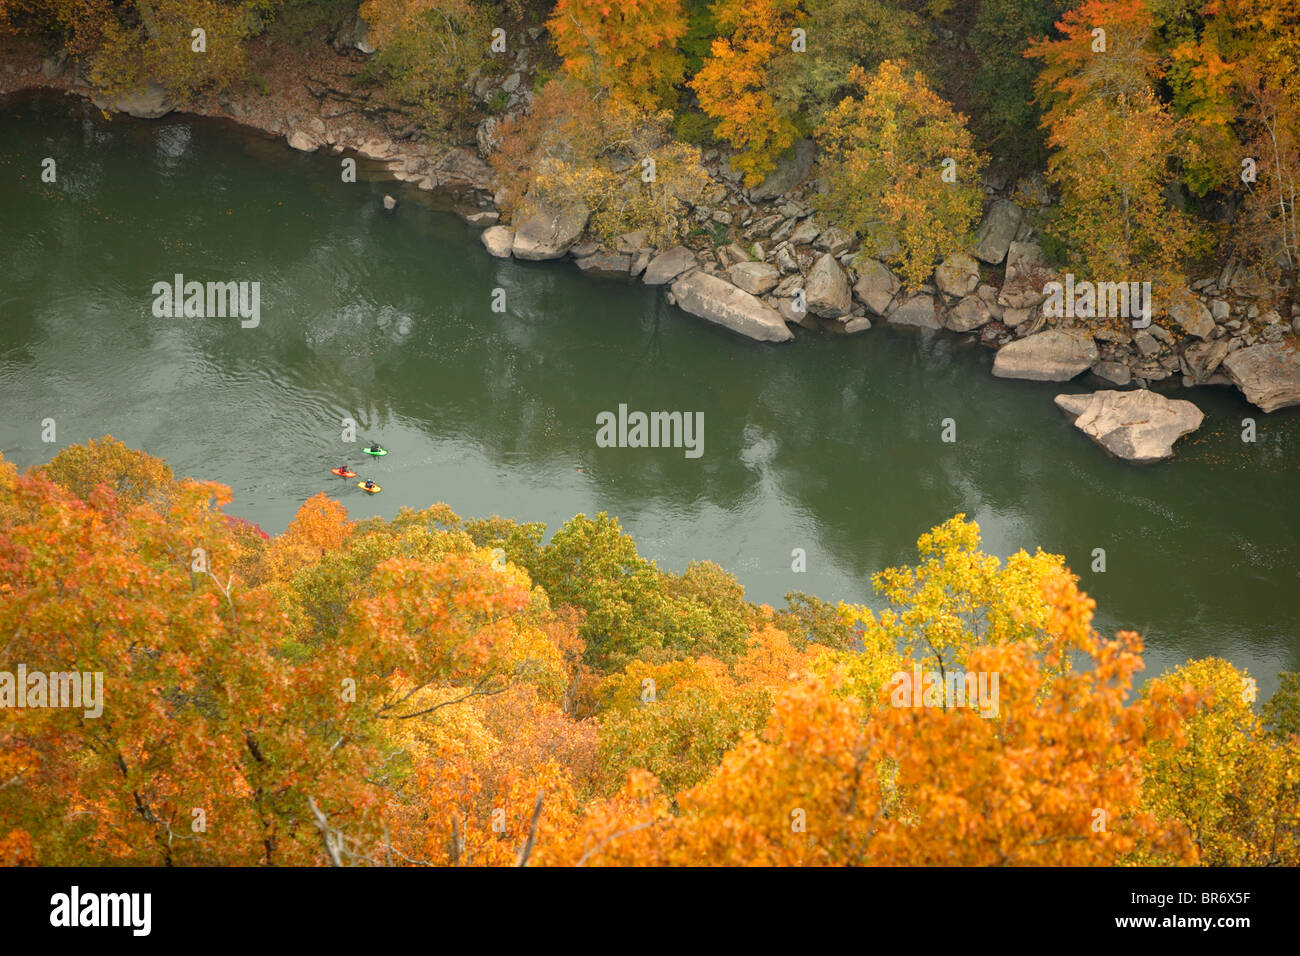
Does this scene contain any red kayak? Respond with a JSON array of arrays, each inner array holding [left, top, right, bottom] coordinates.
[[331, 467, 357, 478]]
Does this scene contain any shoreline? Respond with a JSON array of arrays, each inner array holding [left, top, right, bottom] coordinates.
[[3, 27, 1298, 460]]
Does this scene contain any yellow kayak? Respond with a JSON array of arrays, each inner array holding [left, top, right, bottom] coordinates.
[[358, 482, 382, 494]]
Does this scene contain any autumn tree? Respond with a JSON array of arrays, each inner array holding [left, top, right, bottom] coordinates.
[[1163, 0, 1300, 272], [816, 61, 986, 288], [37, 435, 175, 509], [1042, 88, 1207, 291], [767, 0, 927, 127], [546, 0, 689, 110], [492, 78, 710, 247], [359, 0, 493, 129], [1026, 0, 1163, 131], [861, 513, 1075, 689], [689, 0, 802, 186], [1139, 659, 1300, 866], [560, 572, 1201, 866]]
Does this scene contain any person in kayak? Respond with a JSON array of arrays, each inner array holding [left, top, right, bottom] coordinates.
[[339, 464, 350, 474], [363, 478, 377, 491], [368, 442, 384, 454]]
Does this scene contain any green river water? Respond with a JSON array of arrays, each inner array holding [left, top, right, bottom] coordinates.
[[1, 91, 1297, 697]]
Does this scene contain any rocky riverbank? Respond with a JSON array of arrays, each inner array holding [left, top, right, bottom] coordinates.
[[3, 18, 1298, 462]]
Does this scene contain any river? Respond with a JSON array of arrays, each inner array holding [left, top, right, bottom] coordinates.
[[2, 90, 1297, 698]]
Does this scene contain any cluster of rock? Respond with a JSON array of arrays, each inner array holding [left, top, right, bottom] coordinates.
[[44, 14, 1298, 459]]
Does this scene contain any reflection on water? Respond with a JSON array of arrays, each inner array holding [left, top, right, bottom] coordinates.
[[1, 90, 1298, 699]]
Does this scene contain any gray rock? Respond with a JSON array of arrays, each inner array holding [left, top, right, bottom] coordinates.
[[774, 273, 804, 297], [1169, 295, 1215, 339], [935, 252, 981, 299], [287, 127, 319, 152], [748, 139, 816, 201], [805, 253, 852, 318], [974, 199, 1024, 264], [1091, 361, 1132, 386], [481, 225, 514, 258], [992, 330, 1099, 381], [843, 315, 873, 334], [669, 273, 795, 342], [947, 293, 992, 332], [382, 194, 396, 211], [1184, 339, 1230, 380], [511, 200, 590, 260], [743, 214, 784, 240], [717, 242, 751, 268], [1054, 389, 1203, 462], [998, 240, 1052, 308], [615, 230, 650, 254], [476, 116, 502, 157], [432, 148, 495, 191], [465, 210, 500, 226], [1002, 307, 1034, 328], [93, 79, 174, 119], [852, 259, 901, 316], [789, 219, 821, 246], [887, 294, 941, 329], [630, 250, 652, 279], [769, 218, 797, 243], [1221, 344, 1300, 412], [41, 50, 68, 80], [1210, 298, 1230, 322], [728, 261, 781, 295], [813, 226, 854, 256], [774, 245, 800, 274], [575, 252, 633, 274], [976, 283, 1005, 319], [353, 16, 376, 55]]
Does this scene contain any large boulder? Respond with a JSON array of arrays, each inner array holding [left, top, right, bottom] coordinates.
[[947, 293, 992, 332], [511, 200, 590, 260], [1168, 295, 1215, 340], [287, 127, 319, 152], [1221, 344, 1300, 412], [748, 139, 816, 201], [998, 240, 1053, 308], [643, 246, 698, 285], [92, 79, 173, 119], [481, 226, 514, 258], [852, 259, 901, 316], [353, 16, 376, 54], [887, 294, 941, 329], [992, 330, 1099, 381], [974, 199, 1023, 264], [669, 273, 794, 342], [934, 252, 981, 299], [728, 261, 781, 295], [805, 253, 852, 317], [433, 148, 495, 191], [1184, 339, 1230, 381], [1055, 389, 1204, 462]]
